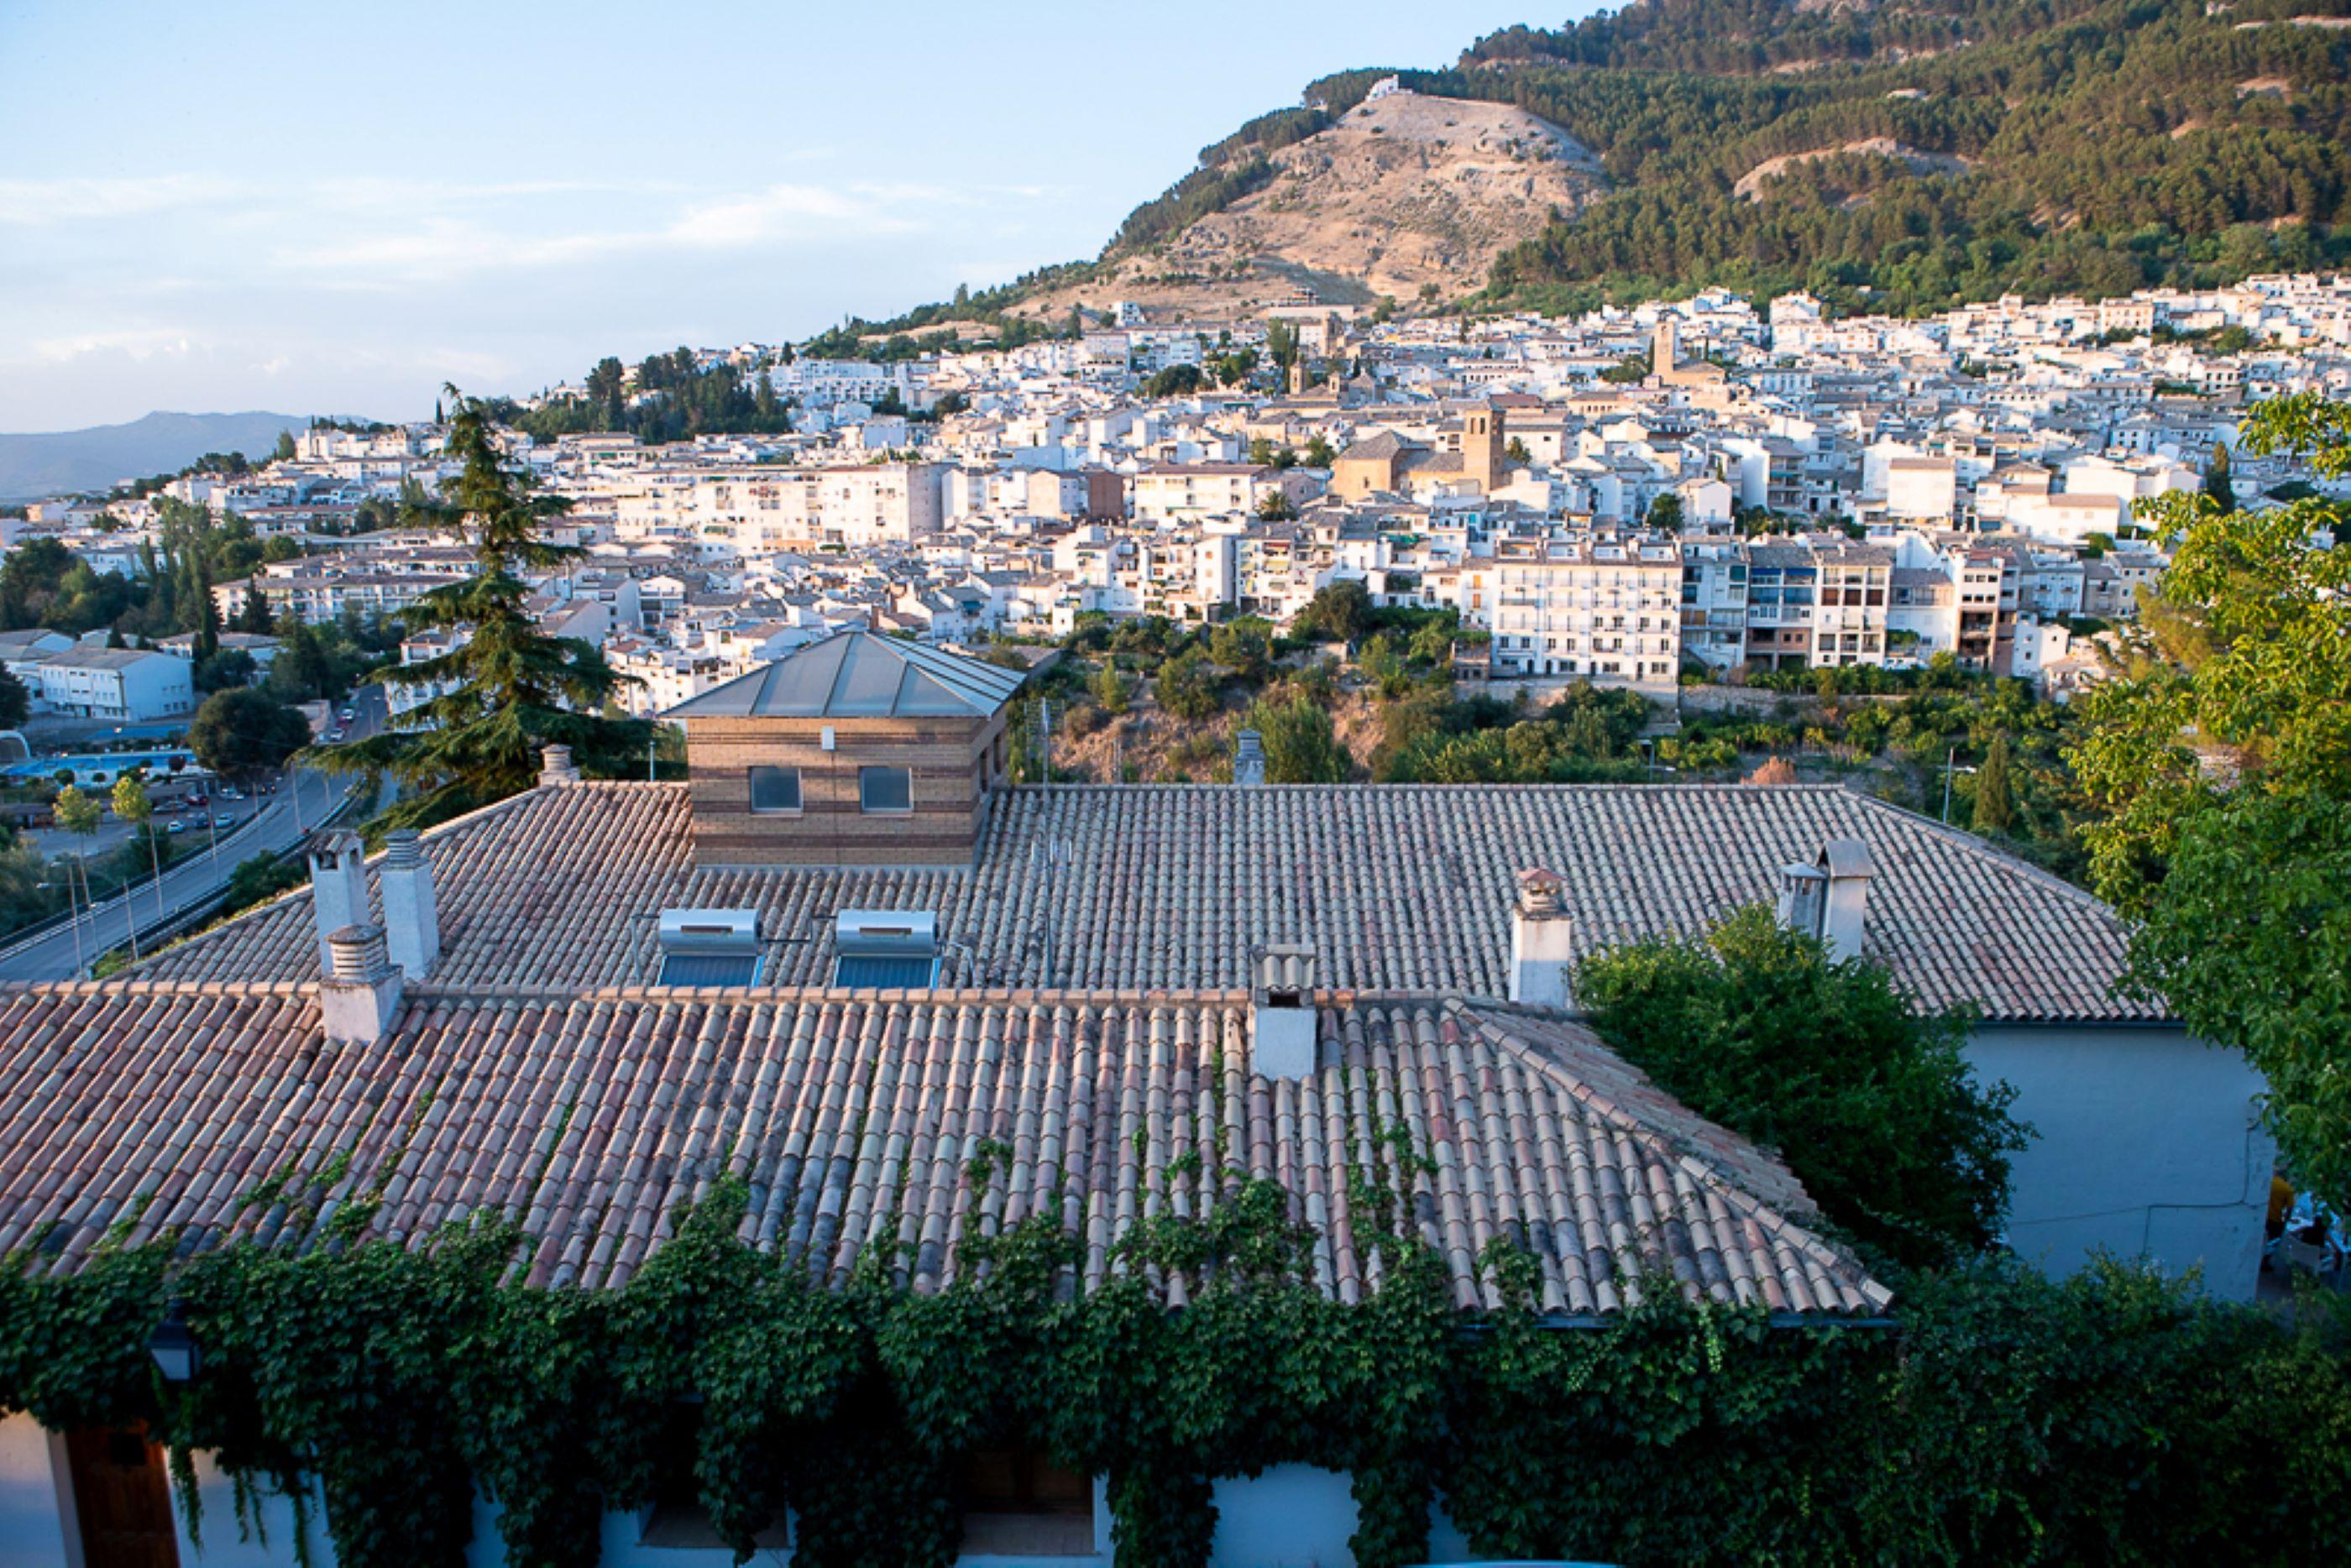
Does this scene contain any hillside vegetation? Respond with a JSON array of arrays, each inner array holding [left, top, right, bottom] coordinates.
[[1447, 0, 2351, 312], [838, 0, 2351, 346]]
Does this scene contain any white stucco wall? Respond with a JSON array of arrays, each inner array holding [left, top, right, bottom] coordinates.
[[0, 1414, 75, 1568], [170, 1450, 331, 1568], [1967, 1024, 2274, 1299]]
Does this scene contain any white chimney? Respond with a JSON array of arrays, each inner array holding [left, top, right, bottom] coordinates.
[[1508, 867, 1575, 1010], [538, 745, 582, 786], [379, 829, 439, 980], [319, 923, 403, 1044], [307, 829, 367, 973], [1817, 839, 1875, 964], [1249, 943, 1317, 1079], [1776, 863, 1827, 943], [1778, 839, 1874, 964], [1233, 729, 1266, 787]]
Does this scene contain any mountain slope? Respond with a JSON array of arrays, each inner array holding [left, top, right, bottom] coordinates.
[[987, 0, 2344, 333], [0, 410, 312, 502], [1018, 89, 1605, 320], [1453, 0, 2351, 311]]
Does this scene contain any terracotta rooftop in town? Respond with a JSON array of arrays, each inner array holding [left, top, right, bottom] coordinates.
[[0, 980, 1888, 1316], [134, 778, 2155, 1023]]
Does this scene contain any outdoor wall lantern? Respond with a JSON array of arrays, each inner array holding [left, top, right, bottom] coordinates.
[[149, 1299, 201, 1383]]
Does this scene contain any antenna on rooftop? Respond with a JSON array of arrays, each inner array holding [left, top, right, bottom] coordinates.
[[1031, 835, 1067, 985]]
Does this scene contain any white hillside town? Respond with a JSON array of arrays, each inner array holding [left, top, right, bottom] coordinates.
[[8, 276, 2347, 721]]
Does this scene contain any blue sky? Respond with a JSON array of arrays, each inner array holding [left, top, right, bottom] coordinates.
[[0, 1, 1584, 431]]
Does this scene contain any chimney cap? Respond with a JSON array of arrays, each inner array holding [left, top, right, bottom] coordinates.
[[1516, 867, 1565, 917], [325, 922, 390, 981], [1253, 943, 1317, 996], [1817, 839, 1876, 880], [306, 827, 363, 864], [538, 745, 582, 785], [383, 828, 424, 869]]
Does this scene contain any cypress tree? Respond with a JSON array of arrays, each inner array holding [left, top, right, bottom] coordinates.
[[309, 386, 650, 829], [1972, 734, 2014, 836]]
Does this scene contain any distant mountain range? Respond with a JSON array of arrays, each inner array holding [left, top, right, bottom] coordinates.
[[0, 410, 317, 503]]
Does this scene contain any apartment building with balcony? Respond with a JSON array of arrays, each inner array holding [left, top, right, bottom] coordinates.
[[1478, 533, 1682, 692]]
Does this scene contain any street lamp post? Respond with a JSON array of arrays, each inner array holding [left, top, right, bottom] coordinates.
[[1940, 745, 1979, 825]]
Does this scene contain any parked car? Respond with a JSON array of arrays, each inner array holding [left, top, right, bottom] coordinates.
[[166, 820, 187, 835], [327, 728, 347, 742], [338, 708, 356, 724], [215, 813, 235, 828]]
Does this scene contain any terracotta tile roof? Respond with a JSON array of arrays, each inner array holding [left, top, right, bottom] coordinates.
[[137, 781, 2154, 1022], [0, 981, 1887, 1315]]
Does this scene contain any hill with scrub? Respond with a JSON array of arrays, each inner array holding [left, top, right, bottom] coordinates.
[[824, 0, 2351, 349]]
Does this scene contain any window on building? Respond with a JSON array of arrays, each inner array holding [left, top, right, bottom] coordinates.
[[859, 766, 913, 814], [747, 766, 801, 814], [956, 1441, 1095, 1557]]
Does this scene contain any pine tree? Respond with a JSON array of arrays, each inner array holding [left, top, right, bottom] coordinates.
[[1971, 734, 2014, 836], [308, 386, 650, 829], [238, 584, 274, 635]]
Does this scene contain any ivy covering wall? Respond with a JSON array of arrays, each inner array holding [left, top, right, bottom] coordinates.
[[2, 1173, 2346, 1568]]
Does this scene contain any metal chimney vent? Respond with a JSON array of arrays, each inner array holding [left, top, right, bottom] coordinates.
[[657, 907, 763, 986], [833, 909, 940, 989]]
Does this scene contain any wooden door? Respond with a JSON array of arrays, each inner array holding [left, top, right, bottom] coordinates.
[[65, 1424, 180, 1568]]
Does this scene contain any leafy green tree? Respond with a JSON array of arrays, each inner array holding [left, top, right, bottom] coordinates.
[[1291, 579, 1371, 645], [1240, 692, 1346, 783], [1254, 489, 1298, 522], [1359, 634, 1411, 701], [1505, 436, 1532, 464], [1647, 493, 1684, 532], [0, 665, 27, 729], [191, 688, 312, 781], [1152, 645, 1221, 723], [1143, 363, 1204, 399], [2070, 393, 2351, 1210], [1971, 734, 2014, 835], [1302, 434, 1334, 468], [1089, 661, 1130, 716], [309, 389, 649, 829], [1207, 618, 1273, 685], [52, 785, 101, 970], [1579, 905, 2028, 1269], [271, 430, 297, 463], [194, 648, 255, 693], [237, 584, 274, 635], [110, 770, 164, 958]]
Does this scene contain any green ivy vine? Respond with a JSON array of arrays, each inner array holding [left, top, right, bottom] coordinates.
[[1, 1167, 2346, 1568]]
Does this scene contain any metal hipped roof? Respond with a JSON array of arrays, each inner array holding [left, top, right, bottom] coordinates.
[[663, 630, 1026, 719]]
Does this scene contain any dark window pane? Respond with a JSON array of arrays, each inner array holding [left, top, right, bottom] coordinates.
[[860, 766, 911, 813], [748, 766, 800, 813]]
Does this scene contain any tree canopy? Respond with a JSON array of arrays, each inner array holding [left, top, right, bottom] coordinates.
[[190, 688, 312, 781], [306, 389, 651, 829], [1578, 905, 2029, 1271], [2069, 393, 2351, 1210]]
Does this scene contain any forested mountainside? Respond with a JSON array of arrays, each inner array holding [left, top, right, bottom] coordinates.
[[1428, 0, 2351, 312], [827, 0, 2351, 351]]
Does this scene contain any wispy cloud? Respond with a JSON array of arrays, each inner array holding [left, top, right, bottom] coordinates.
[[27, 326, 202, 363]]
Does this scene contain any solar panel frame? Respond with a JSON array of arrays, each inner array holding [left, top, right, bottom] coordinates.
[[832, 954, 940, 990]]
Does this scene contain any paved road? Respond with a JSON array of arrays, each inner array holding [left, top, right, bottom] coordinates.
[[0, 687, 390, 982]]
